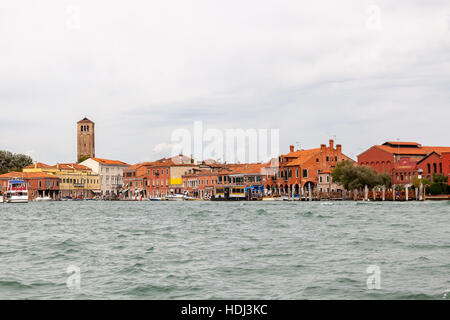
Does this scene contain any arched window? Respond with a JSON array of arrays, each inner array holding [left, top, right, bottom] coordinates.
[[433, 163, 437, 173], [427, 164, 431, 174]]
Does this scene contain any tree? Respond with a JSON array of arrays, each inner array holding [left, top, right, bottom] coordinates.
[[332, 160, 392, 190], [0, 151, 33, 174], [413, 176, 430, 189]]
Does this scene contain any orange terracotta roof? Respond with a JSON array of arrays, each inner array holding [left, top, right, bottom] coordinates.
[[376, 145, 428, 156], [284, 149, 321, 167], [283, 148, 321, 159], [421, 146, 450, 155], [24, 162, 53, 169], [0, 171, 59, 179], [228, 163, 266, 175], [124, 163, 145, 171], [91, 158, 130, 166], [56, 163, 91, 171]]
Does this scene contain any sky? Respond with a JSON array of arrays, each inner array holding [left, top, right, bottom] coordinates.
[[1, 0, 449, 164]]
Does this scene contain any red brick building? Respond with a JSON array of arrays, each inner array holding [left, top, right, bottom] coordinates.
[[266, 140, 353, 196], [122, 163, 150, 199], [145, 155, 197, 198], [183, 167, 219, 199], [443, 153, 450, 185], [0, 171, 60, 201], [358, 141, 450, 185]]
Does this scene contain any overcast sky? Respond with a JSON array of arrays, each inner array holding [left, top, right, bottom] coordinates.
[[1, 0, 449, 164]]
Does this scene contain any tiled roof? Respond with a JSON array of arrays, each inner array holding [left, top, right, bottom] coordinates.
[[0, 171, 59, 179], [421, 146, 450, 155], [375, 145, 428, 156], [228, 163, 267, 175], [24, 162, 53, 169], [56, 163, 91, 170], [91, 158, 130, 166], [124, 163, 145, 171], [283, 148, 321, 159], [284, 149, 321, 167], [375, 145, 450, 156]]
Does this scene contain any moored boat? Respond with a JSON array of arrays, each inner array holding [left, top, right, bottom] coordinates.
[[165, 194, 185, 201], [4, 179, 29, 203]]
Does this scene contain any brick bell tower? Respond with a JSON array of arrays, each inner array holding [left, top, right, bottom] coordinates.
[[77, 117, 95, 161]]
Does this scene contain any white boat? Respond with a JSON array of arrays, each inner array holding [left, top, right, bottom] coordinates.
[[184, 196, 202, 201], [165, 194, 185, 201], [34, 196, 52, 202], [4, 179, 29, 203]]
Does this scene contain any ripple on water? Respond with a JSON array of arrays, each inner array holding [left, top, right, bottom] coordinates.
[[1, 201, 449, 299]]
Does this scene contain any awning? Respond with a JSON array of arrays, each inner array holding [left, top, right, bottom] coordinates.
[[91, 190, 102, 194]]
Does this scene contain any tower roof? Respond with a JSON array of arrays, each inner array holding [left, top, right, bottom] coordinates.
[[77, 117, 94, 124]]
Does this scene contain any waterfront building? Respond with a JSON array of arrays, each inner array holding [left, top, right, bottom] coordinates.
[[358, 141, 450, 185], [211, 163, 267, 200], [122, 162, 150, 199], [77, 117, 95, 161], [145, 155, 198, 198], [23, 162, 101, 199], [79, 158, 130, 199], [0, 171, 60, 200], [183, 166, 221, 199], [317, 170, 342, 194], [443, 153, 450, 185], [266, 140, 353, 196]]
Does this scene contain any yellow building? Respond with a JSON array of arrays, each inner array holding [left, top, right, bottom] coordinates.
[[23, 162, 101, 199]]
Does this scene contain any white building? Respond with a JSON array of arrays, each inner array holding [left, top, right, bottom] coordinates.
[[80, 158, 130, 199]]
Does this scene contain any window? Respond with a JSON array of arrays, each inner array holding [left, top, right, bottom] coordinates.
[[433, 163, 437, 173], [326, 176, 330, 183], [335, 156, 338, 162], [319, 176, 323, 183], [303, 169, 308, 178], [326, 156, 329, 162], [316, 158, 319, 162], [167, 169, 169, 175], [296, 169, 298, 178], [427, 164, 431, 174]]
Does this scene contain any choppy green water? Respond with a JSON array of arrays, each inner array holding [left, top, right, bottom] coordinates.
[[0, 201, 449, 300]]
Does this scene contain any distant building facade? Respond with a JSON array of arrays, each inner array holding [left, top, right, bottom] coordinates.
[[80, 158, 130, 198], [23, 162, 100, 199], [266, 140, 353, 196], [0, 171, 60, 200], [77, 117, 95, 161], [358, 141, 450, 185]]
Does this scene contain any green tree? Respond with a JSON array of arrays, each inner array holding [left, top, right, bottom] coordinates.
[[332, 160, 392, 190], [0, 151, 33, 174]]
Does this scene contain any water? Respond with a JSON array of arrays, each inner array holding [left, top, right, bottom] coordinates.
[[0, 201, 449, 300]]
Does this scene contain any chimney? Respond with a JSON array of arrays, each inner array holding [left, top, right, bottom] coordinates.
[[321, 144, 326, 152], [329, 139, 334, 149], [336, 144, 342, 153], [290, 145, 294, 152]]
